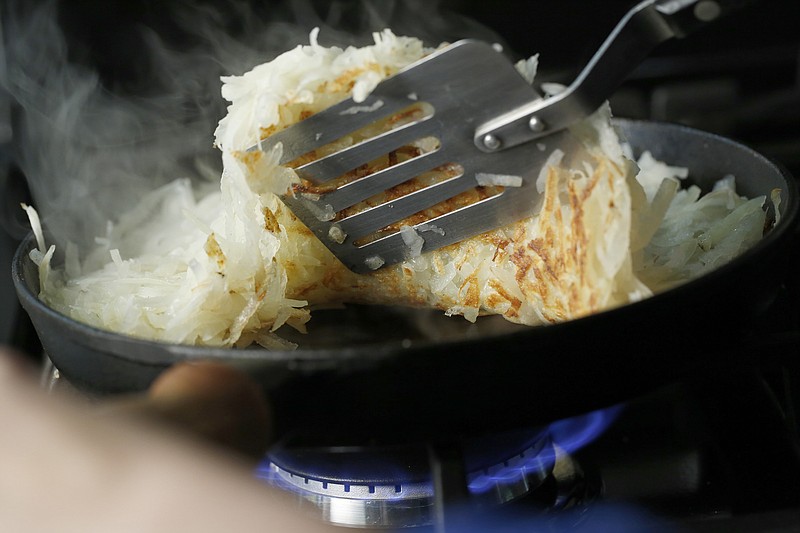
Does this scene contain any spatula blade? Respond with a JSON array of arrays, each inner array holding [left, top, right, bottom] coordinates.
[[266, 40, 580, 272]]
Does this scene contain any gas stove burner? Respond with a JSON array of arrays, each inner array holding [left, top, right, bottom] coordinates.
[[256, 428, 571, 528], [262, 460, 435, 528], [255, 407, 619, 528]]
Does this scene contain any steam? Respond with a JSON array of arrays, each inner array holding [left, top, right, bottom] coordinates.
[[0, 0, 504, 253]]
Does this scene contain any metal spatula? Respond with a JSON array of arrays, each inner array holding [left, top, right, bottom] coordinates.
[[255, 0, 752, 273]]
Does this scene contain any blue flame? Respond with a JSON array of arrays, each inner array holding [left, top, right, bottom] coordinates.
[[256, 405, 624, 499], [253, 462, 276, 482], [467, 445, 549, 494], [549, 404, 623, 454], [467, 405, 623, 494]]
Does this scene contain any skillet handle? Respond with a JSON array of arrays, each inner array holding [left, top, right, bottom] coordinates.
[[474, 0, 757, 152]]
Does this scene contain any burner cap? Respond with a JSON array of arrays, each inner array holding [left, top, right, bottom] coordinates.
[[257, 428, 555, 528]]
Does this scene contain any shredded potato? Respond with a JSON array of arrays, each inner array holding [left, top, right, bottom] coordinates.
[[28, 30, 768, 347]]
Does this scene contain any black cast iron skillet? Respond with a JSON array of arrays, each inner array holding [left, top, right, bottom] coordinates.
[[12, 119, 800, 441]]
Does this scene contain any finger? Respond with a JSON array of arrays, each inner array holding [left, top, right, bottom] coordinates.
[[109, 362, 274, 460]]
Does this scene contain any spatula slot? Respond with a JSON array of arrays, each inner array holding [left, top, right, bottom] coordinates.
[[354, 188, 507, 266], [346, 166, 507, 246], [284, 102, 434, 182], [292, 136, 442, 196]]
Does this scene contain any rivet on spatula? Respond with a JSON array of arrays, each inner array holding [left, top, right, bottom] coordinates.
[[482, 134, 502, 151]]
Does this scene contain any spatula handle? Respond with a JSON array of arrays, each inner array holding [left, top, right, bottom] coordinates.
[[474, 0, 757, 153], [654, 0, 758, 37]]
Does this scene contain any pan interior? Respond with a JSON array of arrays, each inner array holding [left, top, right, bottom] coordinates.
[[275, 305, 527, 348], [14, 119, 795, 354]]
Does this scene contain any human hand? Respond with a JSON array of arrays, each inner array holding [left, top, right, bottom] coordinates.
[[0, 346, 337, 533]]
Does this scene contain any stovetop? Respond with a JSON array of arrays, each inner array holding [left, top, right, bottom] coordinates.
[[244, 321, 800, 532], [41, 336, 800, 531], [397, 364, 800, 532], [570, 370, 800, 531]]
